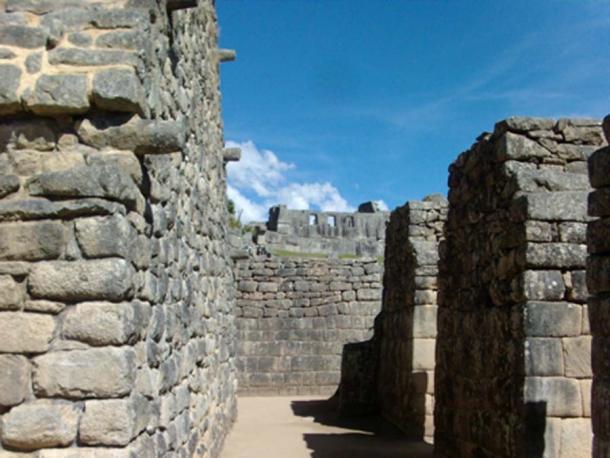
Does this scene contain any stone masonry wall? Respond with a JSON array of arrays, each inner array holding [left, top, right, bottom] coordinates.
[[435, 117, 605, 458], [234, 256, 383, 395], [377, 194, 447, 443], [587, 116, 610, 457], [0, 1, 236, 457]]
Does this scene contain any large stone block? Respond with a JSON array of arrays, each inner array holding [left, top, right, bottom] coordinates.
[[522, 270, 565, 301], [560, 418, 592, 458], [0, 401, 79, 451], [0, 355, 29, 407], [92, 68, 144, 113], [525, 243, 587, 269], [413, 306, 438, 338], [0, 174, 19, 198], [80, 398, 140, 446], [63, 302, 149, 346], [33, 348, 136, 398], [412, 338, 436, 371], [75, 215, 134, 258], [27, 164, 142, 211], [27, 74, 90, 115], [0, 25, 46, 48], [0, 221, 65, 261], [513, 192, 589, 222], [47, 48, 138, 67], [0, 64, 21, 114], [29, 259, 134, 302], [0, 275, 24, 310], [497, 131, 551, 160], [0, 312, 55, 353], [525, 338, 564, 376], [562, 336, 592, 378], [524, 376, 583, 417], [524, 302, 582, 337]]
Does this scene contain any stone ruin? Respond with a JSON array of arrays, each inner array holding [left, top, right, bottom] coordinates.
[[248, 202, 389, 258], [0, 1, 609, 458]]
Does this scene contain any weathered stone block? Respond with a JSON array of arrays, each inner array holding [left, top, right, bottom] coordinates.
[[33, 348, 136, 399], [513, 192, 589, 222], [0, 221, 65, 261], [522, 270, 565, 301], [0, 312, 55, 353], [560, 418, 592, 458], [0, 198, 125, 223], [525, 243, 587, 269], [497, 131, 551, 160], [77, 115, 185, 155], [525, 338, 564, 376], [0, 401, 79, 451], [27, 74, 90, 115], [0, 174, 19, 198], [75, 215, 134, 258], [524, 302, 582, 337], [24, 300, 65, 314], [524, 376, 583, 417], [412, 338, 435, 371], [48, 48, 138, 67], [0, 25, 46, 48], [357, 288, 380, 300], [0, 64, 21, 114], [92, 69, 144, 113], [63, 302, 148, 346], [96, 30, 145, 50], [29, 259, 134, 302], [563, 336, 592, 378], [0, 355, 29, 407], [0, 275, 24, 310], [27, 164, 142, 211], [80, 399, 137, 446], [413, 306, 437, 338]]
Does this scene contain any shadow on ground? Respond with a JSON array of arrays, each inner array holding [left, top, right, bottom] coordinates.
[[292, 398, 434, 458]]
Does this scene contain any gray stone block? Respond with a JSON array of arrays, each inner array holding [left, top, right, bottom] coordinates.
[[0, 198, 125, 222], [525, 302, 582, 337], [0, 221, 65, 261], [29, 258, 135, 302], [0, 355, 29, 408], [525, 243, 587, 269], [0, 401, 79, 451], [0, 175, 19, 198], [513, 192, 589, 222], [80, 398, 140, 446], [75, 215, 135, 259], [27, 74, 90, 115], [524, 376, 583, 417], [92, 68, 144, 113], [0, 312, 55, 353], [522, 270, 565, 301], [48, 48, 138, 67], [0, 25, 46, 48], [525, 338, 564, 376], [33, 347, 136, 399], [0, 275, 24, 310], [96, 30, 145, 50], [0, 64, 21, 114], [563, 336, 592, 378]]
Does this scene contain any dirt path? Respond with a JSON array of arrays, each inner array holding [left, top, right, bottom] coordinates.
[[221, 396, 434, 458]]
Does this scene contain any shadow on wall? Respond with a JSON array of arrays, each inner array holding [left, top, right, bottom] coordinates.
[[291, 398, 434, 458]]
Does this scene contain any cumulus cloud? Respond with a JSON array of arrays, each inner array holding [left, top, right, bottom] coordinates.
[[226, 140, 355, 223], [374, 200, 390, 211]]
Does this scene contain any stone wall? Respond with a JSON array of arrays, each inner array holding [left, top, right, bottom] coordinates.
[[377, 194, 447, 443], [587, 116, 610, 457], [435, 117, 605, 457], [234, 256, 383, 395], [0, 1, 236, 457]]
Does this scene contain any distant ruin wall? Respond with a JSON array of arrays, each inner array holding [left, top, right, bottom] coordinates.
[[377, 195, 447, 443], [234, 256, 383, 395], [0, 1, 236, 457], [435, 117, 605, 458], [587, 116, 610, 457]]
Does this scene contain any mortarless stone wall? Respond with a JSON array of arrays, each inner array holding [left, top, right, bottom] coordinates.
[[234, 255, 383, 395], [0, 1, 236, 456], [376, 194, 447, 443], [435, 117, 605, 458], [587, 115, 610, 457]]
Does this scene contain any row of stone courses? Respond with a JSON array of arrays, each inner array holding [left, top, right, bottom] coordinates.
[[587, 116, 610, 458], [434, 117, 605, 458]]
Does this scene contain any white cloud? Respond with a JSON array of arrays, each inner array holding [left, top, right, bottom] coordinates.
[[226, 140, 356, 223], [374, 200, 390, 211]]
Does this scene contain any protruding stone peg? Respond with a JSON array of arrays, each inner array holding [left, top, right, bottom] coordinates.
[[217, 49, 236, 63], [167, 0, 198, 11], [223, 147, 241, 162]]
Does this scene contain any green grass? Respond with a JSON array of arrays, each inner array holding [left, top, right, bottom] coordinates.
[[271, 250, 328, 259]]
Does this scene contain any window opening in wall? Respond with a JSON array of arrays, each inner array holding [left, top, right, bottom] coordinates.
[[327, 216, 336, 227], [309, 214, 318, 225]]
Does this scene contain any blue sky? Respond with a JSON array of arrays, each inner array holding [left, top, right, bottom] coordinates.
[[217, 0, 610, 222]]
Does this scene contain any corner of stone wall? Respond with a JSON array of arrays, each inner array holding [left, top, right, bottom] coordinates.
[[587, 115, 610, 458], [435, 117, 605, 457], [0, 1, 237, 456], [376, 194, 447, 442]]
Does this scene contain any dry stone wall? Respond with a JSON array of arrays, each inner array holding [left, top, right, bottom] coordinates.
[[234, 256, 383, 395], [0, 1, 236, 457], [435, 117, 605, 458], [588, 116, 610, 458], [377, 194, 447, 443]]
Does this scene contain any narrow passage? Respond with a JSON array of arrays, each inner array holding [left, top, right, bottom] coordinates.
[[221, 396, 434, 458]]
